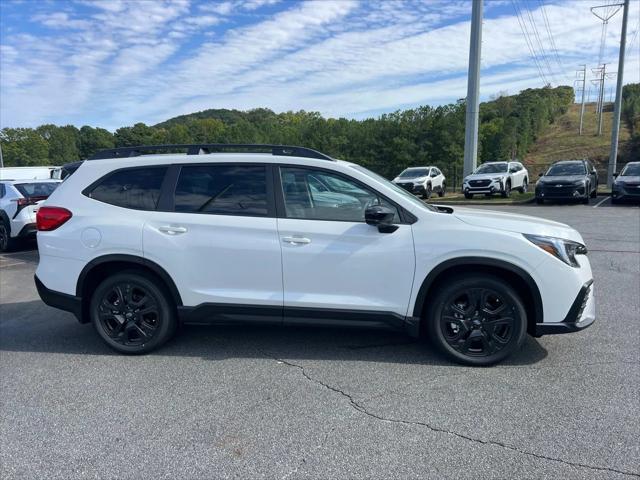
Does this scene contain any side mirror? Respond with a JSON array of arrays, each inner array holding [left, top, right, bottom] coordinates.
[[538, 172, 544, 177], [365, 205, 398, 233], [613, 172, 619, 178]]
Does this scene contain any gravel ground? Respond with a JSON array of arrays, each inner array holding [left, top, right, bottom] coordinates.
[[1, 201, 638, 479]]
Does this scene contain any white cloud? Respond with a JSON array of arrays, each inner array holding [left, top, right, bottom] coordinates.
[[1, 0, 639, 129]]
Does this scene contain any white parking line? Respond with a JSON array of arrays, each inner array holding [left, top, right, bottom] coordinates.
[[593, 196, 610, 208]]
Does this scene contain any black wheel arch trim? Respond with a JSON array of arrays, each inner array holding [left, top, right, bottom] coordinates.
[[76, 254, 184, 307], [412, 256, 544, 325]]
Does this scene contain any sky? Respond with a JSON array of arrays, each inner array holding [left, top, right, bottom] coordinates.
[[1, 0, 639, 131]]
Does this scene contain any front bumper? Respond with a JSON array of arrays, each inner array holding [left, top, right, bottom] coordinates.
[[463, 179, 503, 194], [534, 279, 595, 336], [536, 184, 587, 200], [394, 182, 425, 195], [35, 275, 83, 322], [612, 183, 640, 201]]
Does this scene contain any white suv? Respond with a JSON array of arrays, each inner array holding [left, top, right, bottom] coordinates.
[[0, 179, 61, 252], [463, 161, 529, 199], [34, 145, 594, 366], [393, 166, 446, 199]]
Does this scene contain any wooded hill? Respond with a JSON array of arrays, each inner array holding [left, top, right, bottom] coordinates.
[[2, 84, 637, 181]]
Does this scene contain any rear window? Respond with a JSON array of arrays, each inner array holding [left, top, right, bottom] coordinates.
[[15, 182, 58, 198], [174, 164, 268, 216], [87, 167, 167, 210]]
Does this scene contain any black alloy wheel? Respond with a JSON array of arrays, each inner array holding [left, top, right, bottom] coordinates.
[[439, 183, 446, 197], [424, 183, 432, 199], [0, 223, 14, 253], [590, 182, 598, 198], [91, 272, 176, 354], [501, 181, 511, 198], [426, 275, 527, 365], [520, 179, 528, 193]]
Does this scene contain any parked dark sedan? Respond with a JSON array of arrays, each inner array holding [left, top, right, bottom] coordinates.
[[535, 159, 598, 204], [612, 161, 640, 204]]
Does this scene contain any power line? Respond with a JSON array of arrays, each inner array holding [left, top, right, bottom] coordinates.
[[511, 0, 550, 85], [538, 0, 567, 79], [521, 0, 558, 83]]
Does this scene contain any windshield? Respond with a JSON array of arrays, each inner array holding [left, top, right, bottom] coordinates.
[[546, 162, 586, 176], [620, 163, 640, 177], [399, 168, 429, 179], [350, 164, 438, 212], [14, 182, 58, 198], [474, 163, 507, 174]]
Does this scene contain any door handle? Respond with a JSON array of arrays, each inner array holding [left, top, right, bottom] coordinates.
[[282, 236, 311, 245], [158, 225, 188, 235]]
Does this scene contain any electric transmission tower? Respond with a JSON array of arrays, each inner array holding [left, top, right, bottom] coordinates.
[[591, 3, 623, 65], [575, 65, 587, 135]]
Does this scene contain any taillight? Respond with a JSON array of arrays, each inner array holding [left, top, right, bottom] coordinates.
[[36, 206, 72, 231]]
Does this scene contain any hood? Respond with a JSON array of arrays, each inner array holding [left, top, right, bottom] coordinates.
[[465, 172, 507, 181], [538, 175, 586, 184], [453, 207, 583, 243], [616, 175, 640, 183]]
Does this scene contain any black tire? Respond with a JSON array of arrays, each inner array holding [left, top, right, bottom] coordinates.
[[425, 274, 527, 366], [611, 196, 619, 205], [581, 195, 589, 205], [590, 182, 598, 198], [423, 183, 432, 199], [501, 181, 511, 198], [520, 178, 528, 194], [90, 271, 177, 354], [438, 183, 445, 197], [535, 197, 544, 205], [0, 221, 17, 253], [464, 192, 473, 199]]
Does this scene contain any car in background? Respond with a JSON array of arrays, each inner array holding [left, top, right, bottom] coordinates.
[[0, 179, 61, 252], [612, 161, 640, 204], [462, 161, 528, 199], [392, 166, 446, 199], [535, 159, 598, 205]]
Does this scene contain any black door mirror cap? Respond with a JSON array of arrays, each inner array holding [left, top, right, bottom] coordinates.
[[613, 172, 619, 177], [538, 172, 544, 177], [365, 205, 397, 233]]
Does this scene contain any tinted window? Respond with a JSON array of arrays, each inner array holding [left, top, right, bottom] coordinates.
[[280, 167, 399, 222], [174, 165, 268, 216], [88, 167, 167, 210], [0, 184, 5, 198], [15, 182, 58, 198], [621, 163, 640, 176]]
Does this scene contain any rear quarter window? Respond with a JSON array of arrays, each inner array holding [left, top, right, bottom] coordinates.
[[86, 167, 167, 210], [14, 182, 59, 198]]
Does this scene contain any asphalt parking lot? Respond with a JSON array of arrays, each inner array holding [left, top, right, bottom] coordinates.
[[1, 201, 638, 479]]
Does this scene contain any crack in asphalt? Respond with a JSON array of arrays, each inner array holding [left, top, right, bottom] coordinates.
[[272, 356, 640, 478]]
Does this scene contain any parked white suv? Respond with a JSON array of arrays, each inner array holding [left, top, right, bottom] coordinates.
[[463, 161, 528, 199], [0, 179, 61, 252], [35, 145, 594, 365], [393, 166, 446, 199]]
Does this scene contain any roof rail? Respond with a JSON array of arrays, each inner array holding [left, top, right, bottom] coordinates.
[[88, 144, 334, 161]]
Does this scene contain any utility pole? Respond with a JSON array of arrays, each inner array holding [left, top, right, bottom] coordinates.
[[608, 0, 630, 186], [597, 63, 606, 135], [577, 65, 587, 135], [463, 0, 483, 178]]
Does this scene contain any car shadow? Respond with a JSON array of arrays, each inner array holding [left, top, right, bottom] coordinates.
[[0, 300, 549, 367]]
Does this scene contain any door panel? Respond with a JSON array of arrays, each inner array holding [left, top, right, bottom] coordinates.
[[144, 214, 282, 307], [278, 219, 415, 315]]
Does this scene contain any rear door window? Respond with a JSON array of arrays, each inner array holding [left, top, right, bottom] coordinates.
[[173, 164, 269, 216], [14, 182, 59, 198], [87, 167, 167, 210]]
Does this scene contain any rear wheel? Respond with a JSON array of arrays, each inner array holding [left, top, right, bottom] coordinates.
[[90, 271, 177, 354], [0, 222, 16, 253], [425, 275, 527, 366]]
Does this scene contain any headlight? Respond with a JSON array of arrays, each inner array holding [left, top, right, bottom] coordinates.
[[524, 234, 587, 268], [414, 176, 427, 183], [491, 177, 503, 182], [573, 180, 586, 186]]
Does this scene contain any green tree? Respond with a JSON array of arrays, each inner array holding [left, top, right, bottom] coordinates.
[[0, 128, 50, 166]]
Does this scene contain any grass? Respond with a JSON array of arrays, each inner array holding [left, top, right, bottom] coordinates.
[[427, 191, 535, 205], [523, 102, 631, 176]]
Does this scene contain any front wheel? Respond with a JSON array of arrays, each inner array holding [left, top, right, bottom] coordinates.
[[90, 271, 177, 354], [520, 179, 528, 193], [501, 181, 511, 198], [535, 197, 544, 205], [423, 184, 432, 199], [590, 182, 598, 198], [438, 183, 446, 197], [425, 275, 527, 366]]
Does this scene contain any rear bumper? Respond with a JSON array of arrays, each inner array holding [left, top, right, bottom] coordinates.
[[34, 275, 83, 322], [534, 280, 595, 336], [17, 223, 37, 238]]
